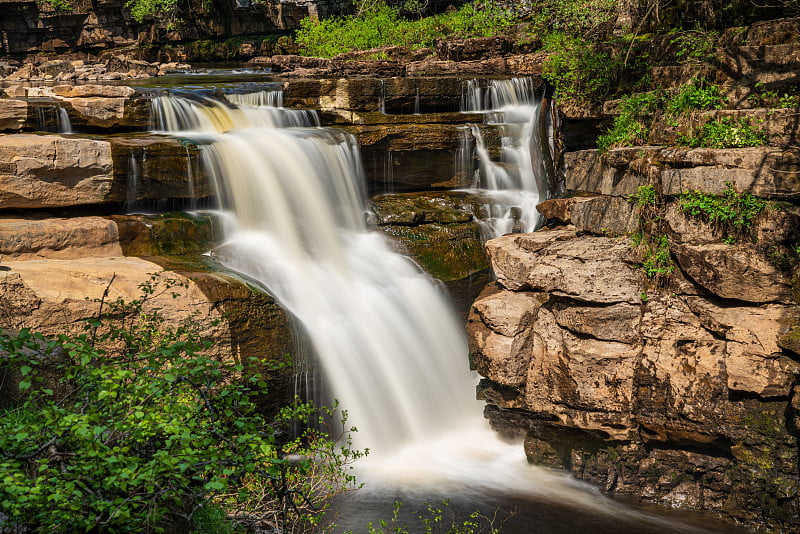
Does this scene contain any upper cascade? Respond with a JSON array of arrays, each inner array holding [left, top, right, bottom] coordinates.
[[461, 78, 553, 235]]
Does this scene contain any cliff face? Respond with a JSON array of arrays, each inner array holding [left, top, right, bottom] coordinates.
[[0, 0, 349, 60], [467, 17, 800, 532]]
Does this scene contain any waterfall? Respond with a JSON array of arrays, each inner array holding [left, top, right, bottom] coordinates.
[[461, 78, 551, 235], [153, 91, 476, 453], [35, 105, 73, 133]]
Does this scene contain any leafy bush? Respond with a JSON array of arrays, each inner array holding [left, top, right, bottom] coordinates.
[[366, 500, 505, 534], [541, 33, 617, 103], [670, 26, 718, 64], [525, 0, 617, 39], [296, 0, 518, 57], [679, 183, 768, 238], [636, 234, 675, 280], [629, 184, 657, 207], [0, 277, 360, 533], [676, 117, 767, 148], [666, 81, 725, 115], [596, 92, 661, 150]]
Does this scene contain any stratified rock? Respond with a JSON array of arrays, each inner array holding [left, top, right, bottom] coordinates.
[[435, 37, 513, 61], [0, 99, 27, 131], [0, 217, 122, 259], [0, 134, 114, 209], [487, 230, 642, 303], [568, 195, 640, 235], [566, 147, 800, 200], [551, 301, 641, 344], [0, 257, 293, 369], [52, 84, 136, 98], [672, 242, 793, 303]]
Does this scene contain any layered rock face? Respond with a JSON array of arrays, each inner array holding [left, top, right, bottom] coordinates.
[[468, 19, 800, 530], [470, 198, 799, 531]]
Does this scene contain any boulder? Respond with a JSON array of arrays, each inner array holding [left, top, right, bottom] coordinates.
[[0, 257, 293, 371], [671, 242, 793, 303], [487, 230, 642, 304]]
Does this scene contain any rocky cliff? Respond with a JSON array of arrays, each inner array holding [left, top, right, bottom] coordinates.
[[467, 17, 800, 532]]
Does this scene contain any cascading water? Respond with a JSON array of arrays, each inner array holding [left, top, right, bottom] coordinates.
[[461, 78, 552, 236], [35, 105, 73, 133], [153, 91, 475, 452], [152, 88, 733, 533]]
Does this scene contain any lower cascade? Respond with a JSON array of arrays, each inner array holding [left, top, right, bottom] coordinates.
[[152, 91, 728, 531]]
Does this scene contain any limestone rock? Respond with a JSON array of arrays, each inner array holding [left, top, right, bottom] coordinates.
[[552, 301, 641, 344], [435, 37, 512, 61], [487, 231, 642, 304], [0, 134, 114, 209], [0, 99, 27, 131], [535, 196, 593, 224], [672, 242, 793, 303], [0, 257, 293, 368], [568, 195, 640, 235], [467, 285, 547, 388], [52, 84, 136, 98], [0, 217, 122, 260]]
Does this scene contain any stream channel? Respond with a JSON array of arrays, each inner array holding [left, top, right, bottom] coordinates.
[[129, 70, 752, 533]]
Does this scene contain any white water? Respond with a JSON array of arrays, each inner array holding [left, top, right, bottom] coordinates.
[[35, 105, 73, 133], [461, 78, 550, 235], [153, 91, 475, 452], [152, 90, 723, 531]]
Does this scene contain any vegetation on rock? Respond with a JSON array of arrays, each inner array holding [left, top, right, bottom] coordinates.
[[0, 277, 361, 533], [678, 183, 768, 240], [296, 0, 518, 57]]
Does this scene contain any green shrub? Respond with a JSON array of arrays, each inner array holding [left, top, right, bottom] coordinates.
[[676, 117, 767, 148], [670, 26, 718, 64], [629, 184, 657, 207], [46, 0, 73, 12], [596, 92, 661, 150], [638, 234, 675, 280], [679, 183, 767, 238], [295, 0, 518, 57], [666, 81, 725, 115], [367, 500, 504, 534], [541, 33, 617, 103], [525, 0, 617, 39], [126, 0, 179, 25], [0, 277, 359, 533]]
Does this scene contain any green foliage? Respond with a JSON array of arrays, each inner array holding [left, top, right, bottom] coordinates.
[[366, 500, 503, 534], [44, 0, 73, 12], [296, 0, 518, 57], [676, 117, 767, 148], [524, 0, 617, 39], [665, 81, 725, 115], [638, 234, 675, 280], [747, 82, 800, 108], [541, 33, 617, 103], [629, 184, 657, 207], [678, 183, 768, 239], [0, 277, 360, 533], [125, 0, 179, 25], [596, 91, 661, 150], [670, 26, 718, 64]]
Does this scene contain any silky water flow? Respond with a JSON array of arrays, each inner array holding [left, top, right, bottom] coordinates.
[[153, 90, 733, 533]]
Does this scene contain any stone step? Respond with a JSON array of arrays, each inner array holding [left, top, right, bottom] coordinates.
[[0, 212, 219, 262], [565, 146, 800, 199], [0, 133, 208, 210], [1, 84, 152, 132]]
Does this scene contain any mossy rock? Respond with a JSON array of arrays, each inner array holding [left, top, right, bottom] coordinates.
[[111, 212, 221, 257]]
